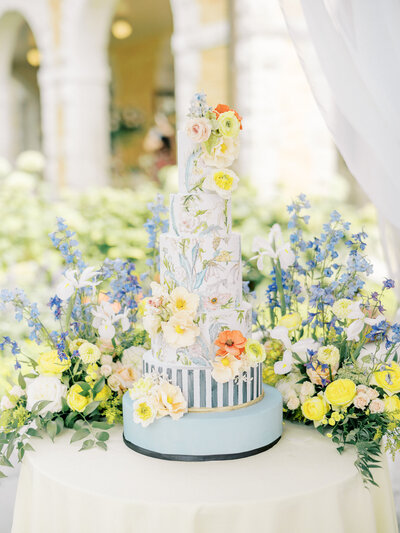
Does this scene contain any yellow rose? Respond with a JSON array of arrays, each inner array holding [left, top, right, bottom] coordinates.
[[317, 345, 340, 367], [278, 312, 302, 331], [374, 362, 400, 395], [94, 384, 112, 403], [325, 379, 356, 408], [301, 395, 330, 421], [66, 384, 91, 412], [217, 111, 240, 137], [37, 350, 71, 376], [384, 395, 400, 420]]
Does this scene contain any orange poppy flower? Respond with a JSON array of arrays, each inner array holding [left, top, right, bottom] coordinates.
[[213, 104, 243, 129], [215, 330, 247, 358]]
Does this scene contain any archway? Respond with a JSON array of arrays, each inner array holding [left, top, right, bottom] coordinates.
[[108, 0, 175, 187]]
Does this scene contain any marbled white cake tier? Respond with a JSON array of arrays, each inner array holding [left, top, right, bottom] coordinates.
[[170, 191, 231, 237], [151, 302, 252, 366], [160, 232, 243, 307], [143, 351, 263, 409]]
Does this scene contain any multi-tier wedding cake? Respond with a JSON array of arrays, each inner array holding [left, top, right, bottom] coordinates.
[[123, 94, 282, 460]]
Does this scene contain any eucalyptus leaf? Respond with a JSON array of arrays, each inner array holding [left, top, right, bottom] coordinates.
[[96, 441, 107, 451], [18, 373, 26, 389], [79, 439, 95, 451], [26, 428, 42, 438], [46, 420, 57, 441], [83, 401, 100, 417], [70, 428, 90, 444], [96, 431, 109, 442], [91, 421, 114, 430], [0, 455, 12, 467], [92, 377, 105, 399]]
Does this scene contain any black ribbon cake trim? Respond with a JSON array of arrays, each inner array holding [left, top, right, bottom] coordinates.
[[123, 434, 281, 462]]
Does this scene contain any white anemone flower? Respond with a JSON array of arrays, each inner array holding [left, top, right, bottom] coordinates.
[[251, 224, 295, 271], [56, 266, 100, 300], [92, 301, 130, 340], [270, 326, 320, 375]]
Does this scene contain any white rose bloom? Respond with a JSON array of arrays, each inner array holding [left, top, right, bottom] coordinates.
[[122, 346, 145, 372], [287, 395, 300, 410], [370, 398, 385, 414], [100, 364, 113, 377], [0, 395, 15, 411], [100, 354, 113, 366], [300, 381, 315, 400], [26, 376, 67, 414]]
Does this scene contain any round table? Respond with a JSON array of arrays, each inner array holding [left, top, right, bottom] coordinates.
[[11, 422, 398, 533]]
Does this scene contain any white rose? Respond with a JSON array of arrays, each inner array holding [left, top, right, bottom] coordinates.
[[370, 398, 385, 414], [287, 395, 300, 410], [185, 117, 212, 143], [26, 376, 67, 414], [10, 385, 25, 398], [100, 364, 113, 377], [100, 354, 113, 366], [122, 346, 145, 372], [0, 395, 15, 410], [300, 381, 315, 399]]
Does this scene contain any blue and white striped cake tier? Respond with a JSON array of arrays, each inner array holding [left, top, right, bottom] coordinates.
[[142, 353, 263, 410]]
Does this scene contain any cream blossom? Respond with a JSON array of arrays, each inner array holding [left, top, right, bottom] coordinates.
[[108, 362, 137, 393], [56, 266, 100, 301], [317, 345, 340, 367], [287, 395, 300, 410], [332, 299, 364, 321], [122, 346, 146, 375], [357, 384, 379, 401], [185, 117, 212, 143], [211, 353, 242, 383], [78, 342, 101, 364], [133, 398, 157, 428], [203, 293, 231, 310], [162, 311, 200, 348], [370, 398, 385, 414], [353, 391, 370, 410], [129, 376, 155, 401], [100, 364, 112, 377], [270, 326, 319, 375], [150, 281, 169, 300], [143, 313, 162, 338], [300, 381, 315, 403], [153, 382, 188, 420], [201, 136, 239, 168], [203, 168, 239, 199], [100, 354, 113, 365], [92, 301, 130, 340], [251, 224, 295, 271], [169, 286, 199, 317], [9, 385, 25, 398], [26, 376, 67, 414]]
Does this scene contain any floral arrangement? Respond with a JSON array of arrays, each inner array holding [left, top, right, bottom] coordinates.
[[130, 374, 187, 427], [185, 93, 242, 198], [0, 218, 148, 476], [211, 330, 266, 383], [142, 282, 200, 348], [252, 194, 400, 485]]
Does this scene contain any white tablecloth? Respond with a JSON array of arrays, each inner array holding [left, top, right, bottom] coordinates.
[[11, 422, 398, 533]]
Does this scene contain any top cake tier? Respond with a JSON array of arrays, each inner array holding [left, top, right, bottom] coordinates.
[[178, 95, 242, 195]]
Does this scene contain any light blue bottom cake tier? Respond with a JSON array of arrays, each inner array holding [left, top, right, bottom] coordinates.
[[122, 385, 283, 461]]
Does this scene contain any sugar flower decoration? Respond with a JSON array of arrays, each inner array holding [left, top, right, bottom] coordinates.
[[153, 382, 188, 420], [203, 168, 239, 199], [169, 286, 199, 317], [214, 330, 246, 358], [133, 398, 157, 428], [162, 310, 200, 348], [211, 354, 242, 383]]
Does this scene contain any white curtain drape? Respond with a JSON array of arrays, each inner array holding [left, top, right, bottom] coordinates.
[[279, 0, 400, 285]]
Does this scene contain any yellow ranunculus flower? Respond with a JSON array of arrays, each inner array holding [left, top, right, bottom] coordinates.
[[66, 384, 91, 412], [37, 350, 71, 376], [384, 395, 400, 420], [78, 342, 101, 364], [301, 395, 330, 421], [217, 111, 240, 137], [245, 339, 266, 364], [278, 312, 301, 331], [325, 379, 356, 408], [374, 362, 400, 396], [94, 384, 112, 403], [317, 345, 340, 367]]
